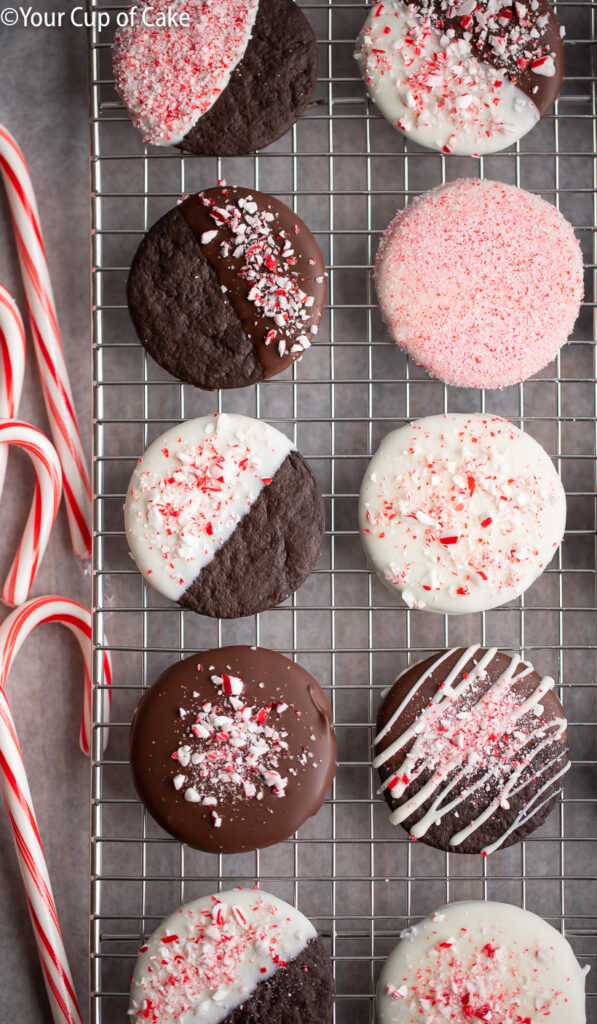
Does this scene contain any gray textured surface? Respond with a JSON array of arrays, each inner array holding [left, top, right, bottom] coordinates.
[[0, 2, 596, 1023], [0, 7, 92, 1022]]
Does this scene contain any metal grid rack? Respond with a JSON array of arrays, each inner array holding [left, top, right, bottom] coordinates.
[[88, 2, 597, 1021]]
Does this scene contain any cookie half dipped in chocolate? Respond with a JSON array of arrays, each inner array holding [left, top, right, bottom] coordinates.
[[124, 414, 325, 618], [374, 646, 569, 855], [130, 647, 336, 853], [129, 889, 334, 1024], [127, 186, 326, 390], [113, 0, 318, 155], [355, 0, 565, 155]]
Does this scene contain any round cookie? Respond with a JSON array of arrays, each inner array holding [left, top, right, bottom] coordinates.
[[377, 901, 587, 1023], [113, 0, 318, 155], [129, 646, 337, 853], [374, 645, 569, 855], [375, 179, 584, 389], [355, 0, 564, 155], [127, 185, 327, 390], [129, 889, 334, 1024], [124, 413, 325, 618], [359, 413, 566, 615]]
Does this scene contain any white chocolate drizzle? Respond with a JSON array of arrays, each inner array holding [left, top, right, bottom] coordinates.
[[374, 646, 569, 854]]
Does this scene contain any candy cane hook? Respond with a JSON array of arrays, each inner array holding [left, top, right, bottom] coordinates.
[[0, 597, 112, 1024], [0, 285, 26, 494], [0, 421, 62, 608], [0, 124, 92, 558]]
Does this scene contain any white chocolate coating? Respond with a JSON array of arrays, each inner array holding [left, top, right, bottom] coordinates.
[[355, 1, 539, 156], [125, 414, 294, 600], [359, 414, 566, 615], [129, 888, 316, 1024], [377, 900, 587, 1023], [113, 0, 259, 146]]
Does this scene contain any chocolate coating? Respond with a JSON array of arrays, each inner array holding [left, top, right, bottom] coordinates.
[[180, 185, 326, 379], [412, 0, 564, 118], [179, 0, 319, 156], [375, 647, 569, 855], [127, 187, 326, 390], [130, 646, 337, 853]]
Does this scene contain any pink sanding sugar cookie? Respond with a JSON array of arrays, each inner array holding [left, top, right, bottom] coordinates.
[[375, 178, 584, 390], [113, 0, 259, 146]]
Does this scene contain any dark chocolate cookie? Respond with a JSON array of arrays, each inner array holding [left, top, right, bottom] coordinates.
[[129, 646, 337, 853], [129, 890, 334, 1023], [374, 646, 569, 855], [113, 0, 318, 156], [182, 0, 319, 156], [127, 186, 326, 390], [124, 413, 325, 619]]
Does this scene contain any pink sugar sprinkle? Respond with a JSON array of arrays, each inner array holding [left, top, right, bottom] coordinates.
[[113, 0, 258, 145], [375, 178, 583, 389]]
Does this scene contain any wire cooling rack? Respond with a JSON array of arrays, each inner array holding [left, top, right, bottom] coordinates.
[[87, 2, 597, 1021]]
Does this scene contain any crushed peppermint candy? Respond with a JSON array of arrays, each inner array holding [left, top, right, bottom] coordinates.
[[377, 902, 585, 1024], [360, 413, 567, 616], [129, 891, 317, 1024], [170, 674, 297, 821], [355, 0, 562, 154], [197, 189, 320, 359], [113, 0, 259, 146]]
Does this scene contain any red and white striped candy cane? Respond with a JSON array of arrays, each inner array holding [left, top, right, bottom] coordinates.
[[0, 124, 92, 558], [0, 597, 112, 1024], [0, 284, 26, 493], [0, 421, 62, 608]]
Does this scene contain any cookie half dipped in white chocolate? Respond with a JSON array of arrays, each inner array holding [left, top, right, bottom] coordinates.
[[125, 414, 324, 618], [129, 889, 334, 1024], [355, 0, 564, 155], [374, 646, 569, 855], [359, 414, 566, 614], [377, 901, 587, 1023]]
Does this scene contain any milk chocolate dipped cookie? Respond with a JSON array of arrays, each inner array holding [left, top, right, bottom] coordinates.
[[113, 0, 318, 155], [374, 646, 569, 855], [125, 414, 324, 618], [127, 186, 326, 390], [359, 414, 566, 614], [129, 889, 334, 1023], [355, 0, 564, 155], [377, 901, 587, 1023], [130, 646, 336, 852]]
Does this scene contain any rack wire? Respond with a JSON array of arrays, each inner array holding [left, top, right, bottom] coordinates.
[[88, 2, 597, 1021]]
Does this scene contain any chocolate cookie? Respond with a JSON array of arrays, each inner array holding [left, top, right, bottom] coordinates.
[[113, 0, 318, 155], [130, 646, 336, 852], [124, 413, 325, 619], [355, 0, 564, 155], [129, 889, 334, 1023], [127, 185, 326, 390], [374, 646, 569, 855]]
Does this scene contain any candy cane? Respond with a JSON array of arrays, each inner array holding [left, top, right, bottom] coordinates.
[[0, 285, 26, 494], [0, 597, 112, 1024], [0, 421, 62, 608], [0, 124, 92, 558]]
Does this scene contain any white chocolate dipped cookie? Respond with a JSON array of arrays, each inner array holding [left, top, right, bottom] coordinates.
[[129, 889, 334, 1023], [358, 414, 566, 615], [377, 901, 587, 1023], [355, 0, 564, 156], [125, 413, 324, 618]]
